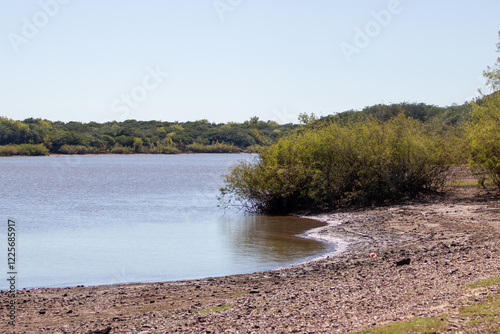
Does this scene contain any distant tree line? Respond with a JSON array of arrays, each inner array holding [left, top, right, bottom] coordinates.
[[0, 117, 297, 156], [0, 101, 476, 157]]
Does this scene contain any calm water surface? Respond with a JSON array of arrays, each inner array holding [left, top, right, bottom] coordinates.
[[0, 154, 332, 289]]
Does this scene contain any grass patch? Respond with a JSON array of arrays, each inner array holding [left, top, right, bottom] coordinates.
[[467, 277, 500, 289], [461, 295, 500, 317], [446, 180, 479, 186], [446, 179, 497, 187], [354, 278, 500, 333], [460, 294, 500, 331], [354, 315, 449, 334], [460, 277, 500, 331], [197, 304, 235, 314]]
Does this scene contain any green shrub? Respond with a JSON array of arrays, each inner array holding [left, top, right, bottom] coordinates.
[[150, 144, 181, 154], [58, 144, 90, 154], [0, 144, 49, 156], [17, 144, 50, 156], [243, 145, 264, 153], [187, 142, 241, 153], [110, 145, 134, 154], [0, 145, 19, 156], [220, 114, 453, 213], [467, 91, 500, 190]]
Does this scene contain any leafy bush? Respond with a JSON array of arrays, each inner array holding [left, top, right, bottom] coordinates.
[[244, 145, 265, 153], [0, 144, 49, 156], [187, 142, 241, 153], [110, 145, 134, 154], [150, 144, 180, 154], [220, 114, 453, 213], [467, 91, 500, 189], [483, 31, 500, 91], [468, 33, 500, 189], [58, 145, 91, 154], [17, 144, 50, 156], [0, 145, 19, 156]]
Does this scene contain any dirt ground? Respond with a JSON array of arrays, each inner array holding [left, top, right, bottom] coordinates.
[[2, 178, 500, 333]]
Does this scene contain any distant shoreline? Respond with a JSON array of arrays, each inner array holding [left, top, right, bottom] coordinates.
[[0, 151, 254, 157]]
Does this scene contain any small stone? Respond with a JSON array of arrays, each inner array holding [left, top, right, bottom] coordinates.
[[396, 258, 411, 266]]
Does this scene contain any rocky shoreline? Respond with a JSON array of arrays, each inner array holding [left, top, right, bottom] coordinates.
[[2, 184, 500, 333]]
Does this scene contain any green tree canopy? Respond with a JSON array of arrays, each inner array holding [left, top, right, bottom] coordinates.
[[483, 31, 500, 91]]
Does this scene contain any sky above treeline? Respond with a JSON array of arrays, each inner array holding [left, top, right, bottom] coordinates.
[[1, 0, 499, 124]]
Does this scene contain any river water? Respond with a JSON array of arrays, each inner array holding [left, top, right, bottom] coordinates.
[[0, 154, 333, 289]]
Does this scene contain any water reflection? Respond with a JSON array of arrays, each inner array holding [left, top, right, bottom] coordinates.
[[218, 215, 332, 266]]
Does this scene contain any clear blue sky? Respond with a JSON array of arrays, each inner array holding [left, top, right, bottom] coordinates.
[[1, 0, 499, 124]]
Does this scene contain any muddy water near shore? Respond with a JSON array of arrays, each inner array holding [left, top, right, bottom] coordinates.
[[0, 154, 331, 289], [218, 215, 335, 267]]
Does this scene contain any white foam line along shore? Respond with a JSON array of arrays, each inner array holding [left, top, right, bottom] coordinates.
[[301, 213, 352, 255], [274, 213, 353, 271]]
